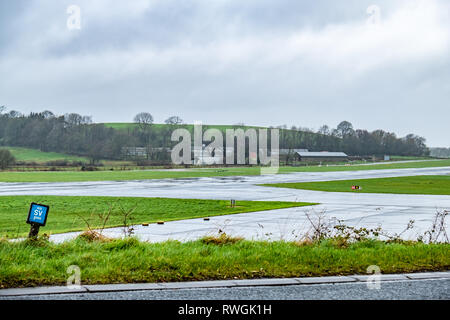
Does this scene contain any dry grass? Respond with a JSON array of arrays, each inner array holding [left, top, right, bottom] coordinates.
[[200, 233, 244, 245], [77, 230, 111, 242]]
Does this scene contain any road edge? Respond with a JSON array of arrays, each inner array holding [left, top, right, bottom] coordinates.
[[1, 271, 449, 297]]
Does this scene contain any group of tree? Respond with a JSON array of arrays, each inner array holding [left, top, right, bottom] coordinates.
[[0, 108, 185, 164], [277, 121, 429, 157], [0, 149, 15, 169], [0, 107, 126, 163], [430, 147, 450, 158], [0, 106, 429, 165]]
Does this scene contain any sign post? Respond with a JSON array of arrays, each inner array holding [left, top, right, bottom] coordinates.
[[26, 203, 50, 239]]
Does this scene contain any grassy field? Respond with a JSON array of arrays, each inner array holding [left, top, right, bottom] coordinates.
[[390, 155, 431, 161], [263, 175, 450, 195], [1, 159, 449, 183], [0, 196, 314, 238], [4, 146, 88, 163], [0, 237, 448, 288]]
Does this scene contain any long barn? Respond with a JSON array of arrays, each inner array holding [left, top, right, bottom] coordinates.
[[296, 151, 348, 162]]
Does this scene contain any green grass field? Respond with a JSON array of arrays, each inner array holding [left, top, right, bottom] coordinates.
[[0, 196, 314, 238], [0, 237, 448, 288], [1, 159, 449, 183], [5, 146, 88, 163], [263, 175, 450, 195], [102, 123, 262, 131], [390, 155, 431, 161]]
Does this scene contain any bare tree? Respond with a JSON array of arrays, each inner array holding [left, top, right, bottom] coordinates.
[[318, 125, 330, 135], [164, 116, 183, 125], [64, 113, 83, 126], [7, 110, 22, 118], [134, 112, 154, 131], [41, 110, 55, 119], [82, 115, 93, 124], [336, 121, 355, 137]]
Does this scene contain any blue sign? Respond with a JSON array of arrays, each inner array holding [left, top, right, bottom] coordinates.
[[27, 203, 50, 226]]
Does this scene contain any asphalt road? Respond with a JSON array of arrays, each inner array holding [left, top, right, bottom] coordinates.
[[3, 279, 449, 300]]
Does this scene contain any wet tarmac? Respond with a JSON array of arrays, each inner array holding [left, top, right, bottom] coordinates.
[[6, 279, 448, 300], [1, 166, 449, 243]]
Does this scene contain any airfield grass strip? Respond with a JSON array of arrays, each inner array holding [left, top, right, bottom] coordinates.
[[0, 196, 315, 238], [0, 238, 448, 288], [262, 175, 450, 195], [0, 159, 450, 182]]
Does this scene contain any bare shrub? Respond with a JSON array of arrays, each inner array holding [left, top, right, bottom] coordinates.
[[419, 209, 449, 244], [333, 222, 382, 243], [117, 203, 137, 237], [75, 203, 113, 235], [300, 208, 449, 245], [76, 202, 138, 238], [378, 219, 415, 243], [303, 209, 334, 242]]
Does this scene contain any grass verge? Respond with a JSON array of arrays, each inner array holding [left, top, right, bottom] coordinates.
[[0, 196, 315, 238], [262, 175, 450, 195], [0, 160, 449, 182], [0, 237, 448, 288]]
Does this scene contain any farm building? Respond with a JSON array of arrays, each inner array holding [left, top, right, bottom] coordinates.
[[280, 150, 348, 163], [279, 149, 308, 164], [296, 151, 348, 162], [279, 149, 309, 156]]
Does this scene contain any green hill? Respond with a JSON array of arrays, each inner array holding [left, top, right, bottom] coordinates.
[[102, 123, 263, 131], [5, 147, 88, 163]]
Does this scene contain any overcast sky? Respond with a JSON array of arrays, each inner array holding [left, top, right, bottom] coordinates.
[[0, 0, 449, 147]]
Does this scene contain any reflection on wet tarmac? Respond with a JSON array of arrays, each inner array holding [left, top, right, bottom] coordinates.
[[1, 166, 449, 243]]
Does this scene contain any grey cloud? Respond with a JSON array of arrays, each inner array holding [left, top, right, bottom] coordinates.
[[0, 0, 449, 147]]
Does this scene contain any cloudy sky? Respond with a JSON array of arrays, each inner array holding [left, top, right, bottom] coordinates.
[[0, 0, 449, 147]]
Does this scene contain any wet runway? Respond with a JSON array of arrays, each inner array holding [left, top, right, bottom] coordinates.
[[1, 166, 449, 242]]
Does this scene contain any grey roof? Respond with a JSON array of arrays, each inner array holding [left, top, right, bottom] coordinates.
[[279, 149, 308, 155], [297, 151, 348, 157]]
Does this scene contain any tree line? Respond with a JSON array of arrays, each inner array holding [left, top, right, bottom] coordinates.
[[430, 148, 450, 158], [277, 120, 429, 157], [0, 107, 429, 165]]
